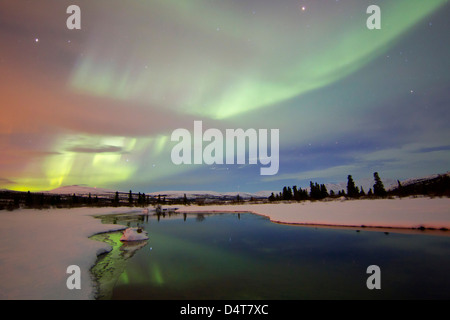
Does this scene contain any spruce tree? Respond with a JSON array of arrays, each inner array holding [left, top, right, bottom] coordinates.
[[347, 175, 358, 198], [128, 190, 133, 205], [320, 184, 328, 198], [397, 180, 404, 197], [373, 172, 387, 197], [287, 187, 293, 200], [293, 186, 299, 200], [360, 186, 366, 197], [268, 192, 276, 202], [26, 191, 33, 207]]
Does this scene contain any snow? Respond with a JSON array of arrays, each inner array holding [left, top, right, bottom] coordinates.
[[179, 197, 450, 230], [120, 227, 149, 242], [0, 206, 139, 300]]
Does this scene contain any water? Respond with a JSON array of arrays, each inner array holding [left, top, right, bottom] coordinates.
[[91, 212, 450, 300]]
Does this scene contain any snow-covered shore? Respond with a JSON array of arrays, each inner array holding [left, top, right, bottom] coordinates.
[[0, 207, 138, 300], [179, 197, 450, 231]]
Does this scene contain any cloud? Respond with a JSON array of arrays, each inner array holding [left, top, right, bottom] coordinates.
[[67, 145, 126, 154], [262, 164, 360, 183], [0, 178, 16, 186], [414, 145, 450, 153]]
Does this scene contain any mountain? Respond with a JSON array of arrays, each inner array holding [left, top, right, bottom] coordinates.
[[147, 190, 274, 200], [322, 172, 450, 194], [42, 185, 274, 200], [323, 177, 397, 193], [395, 172, 449, 188], [44, 185, 117, 196]]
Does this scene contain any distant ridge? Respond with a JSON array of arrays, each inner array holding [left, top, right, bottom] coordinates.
[[147, 190, 275, 200], [42, 186, 275, 200], [44, 185, 117, 196], [39, 172, 449, 199]]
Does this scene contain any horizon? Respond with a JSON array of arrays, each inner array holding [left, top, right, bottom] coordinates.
[[1, 0, 449, 193], [3, 170, 446, 196]]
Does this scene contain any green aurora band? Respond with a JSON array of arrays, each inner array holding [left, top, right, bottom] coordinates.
[[69, 0, 446, 119]]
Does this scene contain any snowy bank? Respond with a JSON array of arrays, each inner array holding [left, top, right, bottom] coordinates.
[[0, 207, 140, 300], [178, 197, 450, 231]]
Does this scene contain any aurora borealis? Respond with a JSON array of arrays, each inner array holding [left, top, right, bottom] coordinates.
[[0, 0, 449, 192]]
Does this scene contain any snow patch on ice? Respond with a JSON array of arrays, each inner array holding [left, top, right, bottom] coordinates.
[[120, 227, 149, 241]]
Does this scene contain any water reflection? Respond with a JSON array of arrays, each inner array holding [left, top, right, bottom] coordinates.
[[90, 215, 151, 300], [91, 212, 450, 300]]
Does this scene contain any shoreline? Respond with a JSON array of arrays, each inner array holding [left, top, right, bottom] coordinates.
[[177, 197, 450, 235], [0, 206, 139, 300], [181, 210, 450, 237]]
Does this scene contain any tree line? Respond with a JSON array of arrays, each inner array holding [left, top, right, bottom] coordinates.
[[0, 189, 180, 211], [269, 172, 388, 201]]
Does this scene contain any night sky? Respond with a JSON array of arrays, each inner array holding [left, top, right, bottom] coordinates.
[[0, 0, 449, 193]]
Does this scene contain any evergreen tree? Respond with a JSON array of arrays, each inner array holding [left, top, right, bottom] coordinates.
[[359, 186, 366, 196], [25, 191, 33, 207], [309, 181, 316, 199], [320, 184, 328, 198], [268, 192, 276, 202], [301, 187, 309, 200], [128, 190, 133, 205], [373, 172, 387, 197], [114, 191, 119, 205], [397, 180, 404, 197], [293, 186, 299, 200], [287, 186, 293, 200], [282, 186, 293, 200], [309, 182, 325, 200], [347, 175, 359, 198]]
